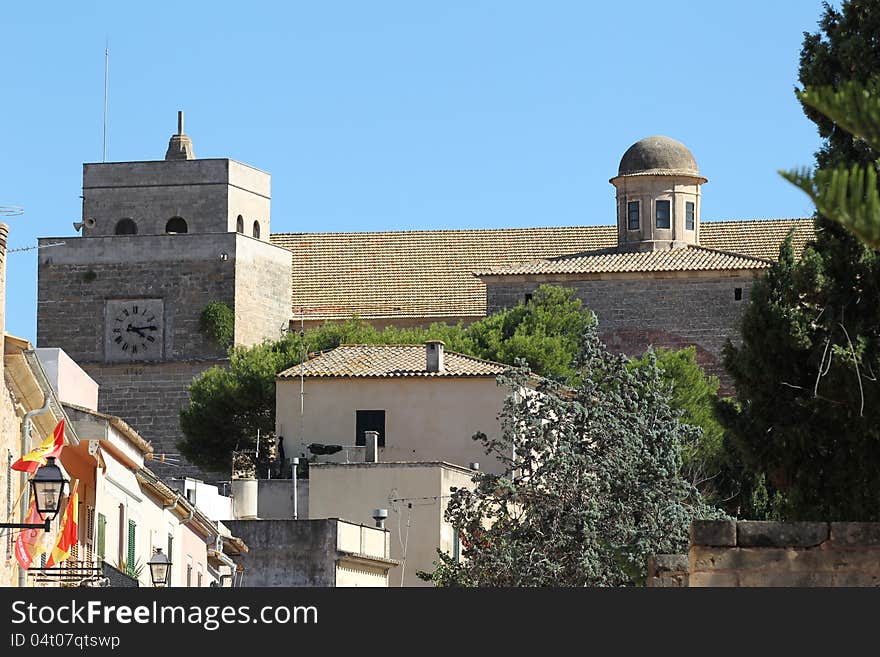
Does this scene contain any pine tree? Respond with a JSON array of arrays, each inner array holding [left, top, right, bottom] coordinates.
[[721, 0, 880, 520]]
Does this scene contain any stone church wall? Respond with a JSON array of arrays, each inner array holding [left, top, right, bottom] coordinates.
[[233, 237, 293, 346], [37, 232, 291, 480], [37, 233, 237, 362], [485, 271, 759, 382], [80, 360, 225, 479]]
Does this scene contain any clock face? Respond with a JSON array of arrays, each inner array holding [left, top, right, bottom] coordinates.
[[105, 299, 164, 361]]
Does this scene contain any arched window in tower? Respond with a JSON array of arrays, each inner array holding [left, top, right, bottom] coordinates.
[[166, 217, 188, 234], [115, 218, 138, 235], [252, 221, 260, 239], [236, 215, 244, 233]]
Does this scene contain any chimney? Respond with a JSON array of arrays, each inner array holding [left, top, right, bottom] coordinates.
[[364, 431, 379, 463], [426, 340, 445, 373]]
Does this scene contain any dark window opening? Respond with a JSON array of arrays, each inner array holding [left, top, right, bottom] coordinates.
[[166, 217, 188, 234], [734, 287, 743, 301], [627, 201, 640, 230], [685, 201, 695, 230], [655, 200, 671, 229], [356, 410, 386, 447], [115, 218, 138, 235], [252, 220, 261, 239], [236, 215, 244, 233], [524, 293, 533, 304]]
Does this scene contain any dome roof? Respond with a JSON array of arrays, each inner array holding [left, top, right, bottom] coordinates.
[[617, 136, 701, 177]]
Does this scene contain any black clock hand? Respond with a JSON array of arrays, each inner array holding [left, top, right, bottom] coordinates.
[[125, 324, 146, 338], [129, 325, 158, 331]]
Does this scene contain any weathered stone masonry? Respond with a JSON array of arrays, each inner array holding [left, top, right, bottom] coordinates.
[[38, 232, 291, 479], [485, 271, 758, 382], [690, 520, 880, 587]]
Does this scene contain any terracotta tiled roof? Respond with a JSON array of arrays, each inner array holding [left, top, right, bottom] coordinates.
[[276, 344, 507, 379], [473, 245, 772, 277], [270, 218, 814, 321]]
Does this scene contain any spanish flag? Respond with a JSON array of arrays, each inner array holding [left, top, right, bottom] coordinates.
[[46, 481, 78, 568], [14, 497, 46, 571], [12, 418, 65, 474]]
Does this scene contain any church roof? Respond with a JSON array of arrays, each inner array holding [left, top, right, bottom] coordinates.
[[473, 245, 772, 277], [276, 344, 507, 379], [270, 218, 814, 322]]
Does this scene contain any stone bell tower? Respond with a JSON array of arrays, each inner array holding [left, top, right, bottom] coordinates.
[[37, 113, 292, 479], [609, 135, 708, 252]]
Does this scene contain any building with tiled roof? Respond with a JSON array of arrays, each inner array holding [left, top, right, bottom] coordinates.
[[271, 218, 813, 326], [275, 341, 514, 475], [269, 136, 817, 385], [277, 343, 507, 379]]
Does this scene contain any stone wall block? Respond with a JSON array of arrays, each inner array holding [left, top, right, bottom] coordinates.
[[690, 520, 736, 546], [830, 523, 880, 546], [736, 521, 829, 548]]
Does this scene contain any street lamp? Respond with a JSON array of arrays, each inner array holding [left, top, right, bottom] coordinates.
[[0, 457, 68, 533], [147, 548, 172, 587]]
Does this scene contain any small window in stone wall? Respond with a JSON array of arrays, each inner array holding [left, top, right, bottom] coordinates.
[[252, 220, 260, 239], [686, 201, 695, 230], [627, 201, 640, 230], [115, 218, 138, 235], [734, 287, 743, 301], [655, 200, 671, 230], [166, 217, 188, 234], [524, 293, 533, 304], [236, 215, 244, 233]]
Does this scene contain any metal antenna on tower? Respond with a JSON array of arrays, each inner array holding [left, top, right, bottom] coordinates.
[[299, 307, 305, 458], [102, 42, 109, 162]]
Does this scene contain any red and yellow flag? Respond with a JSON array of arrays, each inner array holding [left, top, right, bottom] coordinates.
[[46, 481, 78, 568], [12, 418, 65, 474], [14, 497, 46, 571]]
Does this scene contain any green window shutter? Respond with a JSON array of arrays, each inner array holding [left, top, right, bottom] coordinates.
[[127, 520, 136, 575], [97, 514, 106, 560]]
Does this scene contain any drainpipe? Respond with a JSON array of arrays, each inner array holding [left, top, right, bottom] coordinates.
[[18, 397, 51, 587], [163, 492, 182, 513]]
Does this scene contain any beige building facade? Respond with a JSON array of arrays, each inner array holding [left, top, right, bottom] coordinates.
[[276, 343, 511, 473], [309, 461, 477, 587]]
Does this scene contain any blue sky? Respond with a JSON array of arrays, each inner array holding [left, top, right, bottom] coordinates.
[[1, 1, 834, 342]]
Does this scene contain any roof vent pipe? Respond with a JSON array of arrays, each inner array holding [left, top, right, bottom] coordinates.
[[372, 509, 388, 529], [426, 340, 445, 373]]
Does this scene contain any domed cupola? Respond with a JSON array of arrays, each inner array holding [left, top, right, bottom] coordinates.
[[610, 136, 708, 251]]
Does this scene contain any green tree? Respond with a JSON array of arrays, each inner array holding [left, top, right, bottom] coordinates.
[[421, 324, 719, 587], [721, 0, 880, 520], [465, 284, 594, 385]]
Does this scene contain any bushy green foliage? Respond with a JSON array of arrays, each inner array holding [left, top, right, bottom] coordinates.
[[420, 325, 720, 587], [466, 285, 593, 385], [721, 0, 880, 521], [629, 347, 732, 503], [200, 302, 235, 349]]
